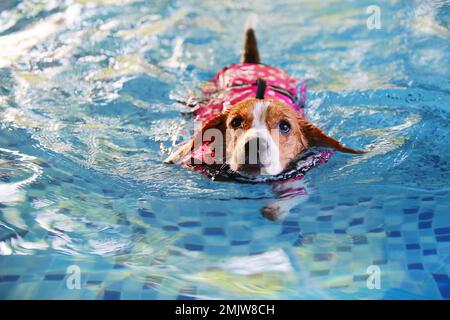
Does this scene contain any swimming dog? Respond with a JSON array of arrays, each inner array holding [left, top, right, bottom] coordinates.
[[164, 15, 364, 180]]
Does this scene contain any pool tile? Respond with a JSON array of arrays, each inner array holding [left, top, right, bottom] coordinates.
[[103, 290, 121, 300]]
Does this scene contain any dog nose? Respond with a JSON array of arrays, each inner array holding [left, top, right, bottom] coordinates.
[[244, 137, 263, 165]]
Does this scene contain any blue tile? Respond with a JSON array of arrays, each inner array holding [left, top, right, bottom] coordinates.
[[203, 227, 225, 236], [403, 207, 419, 214], [179, 221, 201, 228], [349, 217, 364, 226], [293, 234, 303, 247], [0, 275, 20, 282], [314, 253, 333, 261], [282, 220, 299, 227], [103, 290, 121, 300], [433, 274, 450, 283], [281, 225, 300, 235], [436, 235, 450, 242], [419, 211, 433, 220], [205, 211, 227, 217], [408, 263, 424, 270], [317, 215, 332, 222], [353, 274, 369, 281], [435, 227, 450, 235], [419, 221, 432, 229], [138, 208, 155, 218], [44, 274, 65, 281], [338, 202, 354, 207], [163, 225, 179, 232], [184, 244, 204, 251], [387, 231, 401, 237], [230, 240, 251, 246], [406, 244, 420, 250], [423, 249, 437, 256], [433, 274, 450, 299]]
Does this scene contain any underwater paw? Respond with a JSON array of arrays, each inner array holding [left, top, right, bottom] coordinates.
[[261, 204, 283, 221]]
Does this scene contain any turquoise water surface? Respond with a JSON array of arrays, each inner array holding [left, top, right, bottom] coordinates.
[[0, 0, 450, 299]]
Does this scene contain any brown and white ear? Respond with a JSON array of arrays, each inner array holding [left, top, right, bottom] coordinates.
[[163, 142, 193, 164], [299, 119, 365, 154], [164, 112, 228, 164]]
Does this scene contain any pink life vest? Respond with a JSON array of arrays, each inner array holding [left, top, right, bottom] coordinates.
[[195, 63, 307, 122], [184, 63, 333, 182]]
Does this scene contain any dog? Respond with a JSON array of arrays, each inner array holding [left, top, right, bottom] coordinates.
[[165, 15, 364, 218]]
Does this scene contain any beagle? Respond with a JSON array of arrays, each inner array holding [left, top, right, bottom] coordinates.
[[165, 15, 364, 179]]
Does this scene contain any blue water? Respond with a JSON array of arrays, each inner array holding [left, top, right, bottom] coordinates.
[[0, 0, 449, 300]]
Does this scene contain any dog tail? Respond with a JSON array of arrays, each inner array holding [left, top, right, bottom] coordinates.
[[242, 13, 260, 64]]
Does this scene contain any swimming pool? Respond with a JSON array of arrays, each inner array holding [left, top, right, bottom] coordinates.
[[0, 0, 449, 300]]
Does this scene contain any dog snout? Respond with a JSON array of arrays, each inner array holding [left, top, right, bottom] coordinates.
[[244, 137, 267, 165]]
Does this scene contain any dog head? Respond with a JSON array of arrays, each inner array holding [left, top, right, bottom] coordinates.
[[165, 98, 364, 177]]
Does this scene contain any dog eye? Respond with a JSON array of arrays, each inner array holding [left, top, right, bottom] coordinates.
[[278, 120, 291, 134], [230, 116, 243, 128]]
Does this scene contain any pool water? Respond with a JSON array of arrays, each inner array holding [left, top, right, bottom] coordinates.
[[0, 0, 449, 300]]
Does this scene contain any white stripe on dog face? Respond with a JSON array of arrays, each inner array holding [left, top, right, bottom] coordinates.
[[251, 101, 282, 175], [252, 101, 270, 129]]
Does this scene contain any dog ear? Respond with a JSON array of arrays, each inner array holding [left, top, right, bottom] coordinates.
[[298, 119, 365, 154], [164, 112, 228, 164]]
